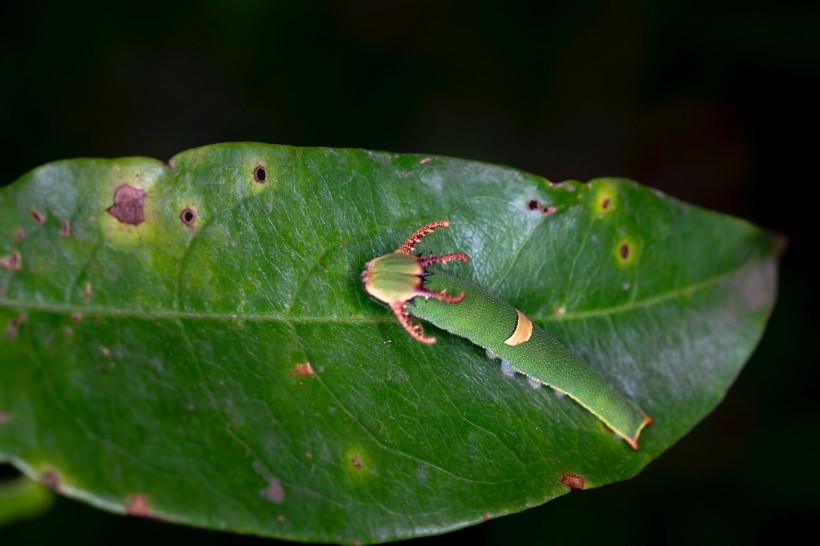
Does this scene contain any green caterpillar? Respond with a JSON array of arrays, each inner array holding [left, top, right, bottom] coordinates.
[[362, 221, 652, 449]]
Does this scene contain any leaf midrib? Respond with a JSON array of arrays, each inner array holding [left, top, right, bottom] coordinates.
[[0, 254, 764, 323]]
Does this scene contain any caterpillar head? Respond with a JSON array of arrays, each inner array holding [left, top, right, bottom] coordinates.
[[362, 221, 469, 344]]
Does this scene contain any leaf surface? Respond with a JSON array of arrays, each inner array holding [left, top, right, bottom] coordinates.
[[0, 144, 781, 543]]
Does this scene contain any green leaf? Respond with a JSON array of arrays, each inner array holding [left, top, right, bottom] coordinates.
[[0, 144, 781, 544], [0, 475, 54, 527]]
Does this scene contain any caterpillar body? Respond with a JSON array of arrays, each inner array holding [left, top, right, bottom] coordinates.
[[362, 221, 652, 449]]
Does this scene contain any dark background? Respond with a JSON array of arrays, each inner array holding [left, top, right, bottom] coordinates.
[[1, 0, 818, 544]]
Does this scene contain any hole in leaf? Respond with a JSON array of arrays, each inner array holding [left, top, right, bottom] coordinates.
[[180, 207, 197, 227], [526, 198, 557, 216], [253, 165, 267, 183]]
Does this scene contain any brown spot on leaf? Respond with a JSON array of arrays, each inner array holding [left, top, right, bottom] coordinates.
[[84, 282, 92, 302], [351, 457, 362, 469], [276, 514, 286, 522], [30, 208, 45, 225], [0, 411, 9, 425], [180, 208, 197, 227], [6, 314, 26, 339], [125, 494, 151, 517], [526, 198, 557, 217], [253, 165, 267, 184], [107, 184, 145, 225], [419, 157, 432, 165], [13, 228, 25, 243], [63, 326, 73, 337], [482, 514, 491, 522], [100, 346, 111, 358], [60, 219, 71, 237], [0, 250, 22, 271], [619, 243, 630, 259], [289, 362, 315, 377], [71, 312, 82, 322], [560, 472, 585, 490], [602, 198, 611, 210], [41, 470, 60, 490]]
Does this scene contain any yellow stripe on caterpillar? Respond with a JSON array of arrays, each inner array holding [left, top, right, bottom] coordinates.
[[504, 309, 533, 346]]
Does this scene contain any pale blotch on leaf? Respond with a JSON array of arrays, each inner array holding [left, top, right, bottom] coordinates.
[[261, 477, 285, 504], [252, 461, 285, 504], [738, 258, 777, 311]]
